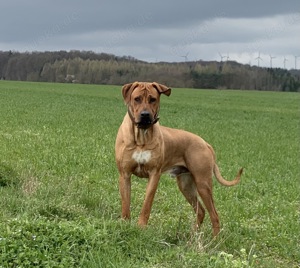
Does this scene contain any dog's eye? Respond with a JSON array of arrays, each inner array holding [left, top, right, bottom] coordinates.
[[149, 97, 156, 103], [134, 97, 142, 103]]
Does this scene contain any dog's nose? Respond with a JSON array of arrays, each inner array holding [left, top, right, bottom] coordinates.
[[140, 111, 150, 118]]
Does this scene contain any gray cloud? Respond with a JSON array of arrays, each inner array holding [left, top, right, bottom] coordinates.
[[1, 0, 300, 68]]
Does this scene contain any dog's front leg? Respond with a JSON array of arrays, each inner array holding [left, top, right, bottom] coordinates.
[[119, 173, 131, 220], [138, 172, 161, 226]]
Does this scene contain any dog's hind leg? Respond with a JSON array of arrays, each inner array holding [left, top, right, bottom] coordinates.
[[176, 173, 205, 228], [194, 173, 220, 236]]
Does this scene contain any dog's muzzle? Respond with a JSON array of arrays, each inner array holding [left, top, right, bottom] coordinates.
[[128, 108, 159, 129], [137, 111, 154, 129]]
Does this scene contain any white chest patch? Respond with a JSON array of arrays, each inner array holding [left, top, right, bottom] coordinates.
[[132, 150, 152, 164]]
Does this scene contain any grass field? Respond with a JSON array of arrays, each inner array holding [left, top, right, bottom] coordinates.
[[0, 80, 299, 267]]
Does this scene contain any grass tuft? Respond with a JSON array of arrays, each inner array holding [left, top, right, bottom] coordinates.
[[0, 163, 19, 187]]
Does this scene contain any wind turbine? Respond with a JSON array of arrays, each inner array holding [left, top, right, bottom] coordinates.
[[226, 52, 230, 62], [269, 54, 276, 68], [294, 55, 299, 69], [283, 57, 288, 69], [218, 52, 226, 62], [255, 52, 263, 67], [180, 52, 189, 62]]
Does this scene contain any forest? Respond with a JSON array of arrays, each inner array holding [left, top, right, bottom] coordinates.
[[0, 50, 299, 91]]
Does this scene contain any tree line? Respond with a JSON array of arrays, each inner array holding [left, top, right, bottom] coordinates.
[[0, 50, 299, 92]]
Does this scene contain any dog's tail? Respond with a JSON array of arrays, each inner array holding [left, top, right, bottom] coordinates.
[[206, 142, 242, 186], [213, 164, 243, 186]]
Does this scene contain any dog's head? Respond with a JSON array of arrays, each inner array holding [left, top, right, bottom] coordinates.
[[122, 82, 171, 129]]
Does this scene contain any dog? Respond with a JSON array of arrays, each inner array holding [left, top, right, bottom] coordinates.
[[115, 82, 242, 236]]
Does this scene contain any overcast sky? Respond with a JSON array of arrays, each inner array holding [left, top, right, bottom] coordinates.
[[1, 1, 300, 69]]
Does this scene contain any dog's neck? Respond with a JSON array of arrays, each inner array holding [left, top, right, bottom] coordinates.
[[134, 127, 152, 146]]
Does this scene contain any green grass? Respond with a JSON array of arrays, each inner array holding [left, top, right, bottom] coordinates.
[[0, 80, 299, 267]]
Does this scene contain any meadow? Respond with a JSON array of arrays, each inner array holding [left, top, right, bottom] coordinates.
[[0, 80, 299, 267]]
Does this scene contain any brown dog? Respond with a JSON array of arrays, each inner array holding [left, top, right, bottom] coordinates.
[[115, 82, 242, 236]]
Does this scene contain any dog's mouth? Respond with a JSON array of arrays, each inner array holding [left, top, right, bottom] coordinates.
[[137, 117, 153, 129]]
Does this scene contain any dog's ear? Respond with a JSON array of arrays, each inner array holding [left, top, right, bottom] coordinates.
[[122, 82, 139, 104], [152, 82, 171, 96]]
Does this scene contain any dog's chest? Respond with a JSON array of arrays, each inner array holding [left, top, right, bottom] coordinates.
[[132, 150, 152, 164], [131, 150, 152, 178]]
